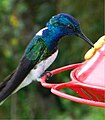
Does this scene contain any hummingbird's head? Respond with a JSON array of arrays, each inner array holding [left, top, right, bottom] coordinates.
[[47, 13, 94, 47]]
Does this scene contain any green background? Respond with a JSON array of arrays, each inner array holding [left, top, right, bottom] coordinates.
[[0, 0, 104, 119]]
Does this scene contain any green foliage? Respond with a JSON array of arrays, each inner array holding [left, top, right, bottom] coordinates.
[[0, 0, 104, 119]]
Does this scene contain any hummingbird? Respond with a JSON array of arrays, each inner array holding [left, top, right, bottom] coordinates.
[[0, 13, 94, 104]]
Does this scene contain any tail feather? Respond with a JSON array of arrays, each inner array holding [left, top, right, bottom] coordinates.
[[0, 72, 15, 105]]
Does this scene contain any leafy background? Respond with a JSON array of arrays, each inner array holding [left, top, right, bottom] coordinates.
[[0, 0, 104, 119]]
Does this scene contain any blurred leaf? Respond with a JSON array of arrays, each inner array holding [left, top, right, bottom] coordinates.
[[10, 38, 18, 46]]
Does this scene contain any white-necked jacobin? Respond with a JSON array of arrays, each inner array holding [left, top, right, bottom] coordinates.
[[0, 13, 94, 104]]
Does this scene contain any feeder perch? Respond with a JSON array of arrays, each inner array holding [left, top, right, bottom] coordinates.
[[41, 35, 105, 108]]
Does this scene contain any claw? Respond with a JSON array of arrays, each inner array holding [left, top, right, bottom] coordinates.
[[41, 71, 52, 79]]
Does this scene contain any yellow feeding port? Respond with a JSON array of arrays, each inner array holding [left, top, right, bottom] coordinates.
[[84, 35, 105, 60]]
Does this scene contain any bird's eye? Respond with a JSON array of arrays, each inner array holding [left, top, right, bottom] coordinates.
[[67, 24, 73, 29]]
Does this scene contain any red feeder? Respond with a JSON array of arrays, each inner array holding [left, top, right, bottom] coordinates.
[[41, 36, 105, 108]]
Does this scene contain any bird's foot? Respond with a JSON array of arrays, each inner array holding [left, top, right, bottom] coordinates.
[[36, 71, 52, 82], [41, 71, 52, 79]]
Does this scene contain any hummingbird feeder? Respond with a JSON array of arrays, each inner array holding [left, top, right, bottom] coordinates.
[[41, 35, 105, 108]]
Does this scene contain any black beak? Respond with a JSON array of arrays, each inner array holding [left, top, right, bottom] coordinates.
[[77, 32, 94, 47]]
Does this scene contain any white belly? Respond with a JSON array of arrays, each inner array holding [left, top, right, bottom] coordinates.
[[13, 50, 58, 93]]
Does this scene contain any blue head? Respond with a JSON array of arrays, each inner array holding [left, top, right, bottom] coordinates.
[[47, 13, 94, 47]]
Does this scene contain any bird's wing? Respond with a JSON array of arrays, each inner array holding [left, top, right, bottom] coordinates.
[[0, 71, 15, 91], [0, 37, 48, 103]]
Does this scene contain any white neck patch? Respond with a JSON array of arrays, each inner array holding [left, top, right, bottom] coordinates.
[[36, 27, 48, 36]]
